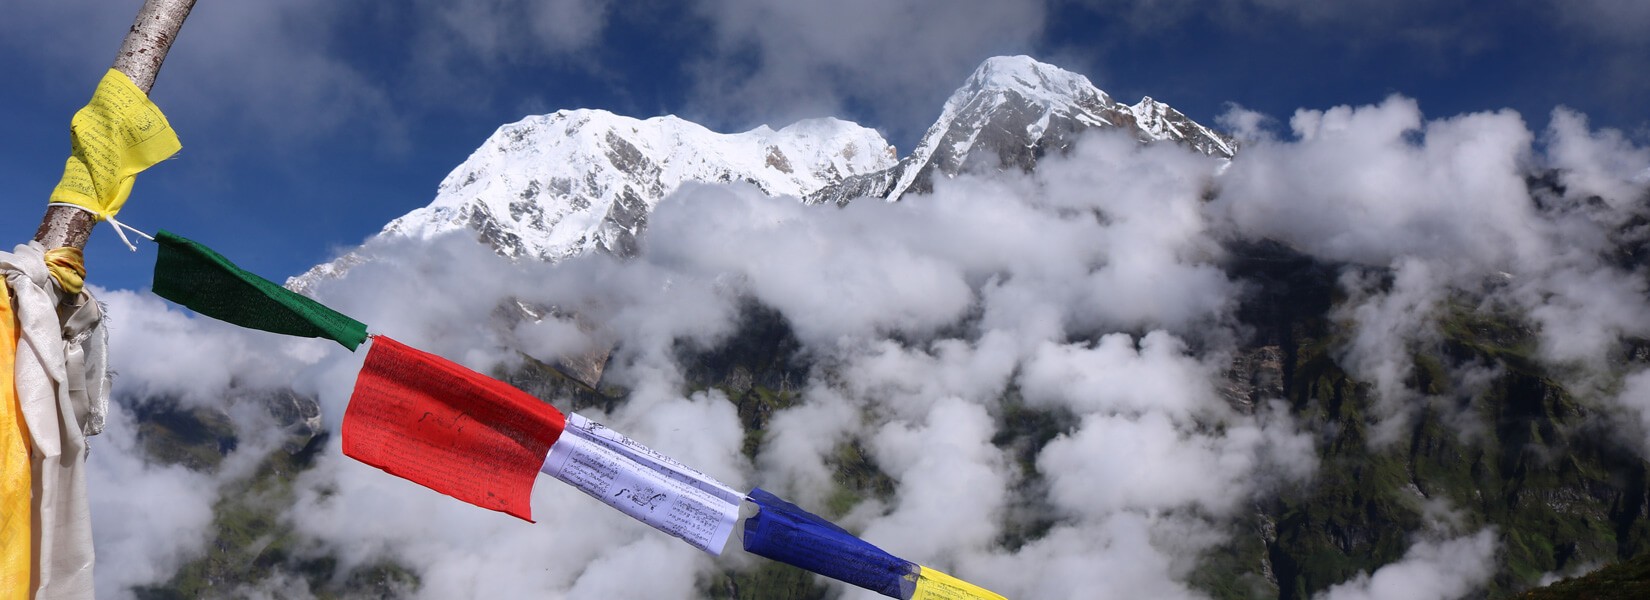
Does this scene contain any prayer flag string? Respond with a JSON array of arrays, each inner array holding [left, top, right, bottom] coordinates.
[[145, 235, 1003, 595]]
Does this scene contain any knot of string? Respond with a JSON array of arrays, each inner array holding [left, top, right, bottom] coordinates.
[[43, 247, 86, 296], [45, 202, 154, 252]]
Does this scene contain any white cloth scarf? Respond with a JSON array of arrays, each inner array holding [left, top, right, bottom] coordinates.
[[2, 242, 108, 600]]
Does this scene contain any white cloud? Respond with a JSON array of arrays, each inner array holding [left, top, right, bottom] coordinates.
[[966, 517, 1207, 600], [1332, 259, 1447, 444], [834, 334, 1022, 420], [1214, 95, 1650, 413], [1020, 332, 1218, 421], [91, 287, 345, 599], [1034, 135, 1238, 335], [687, 0, 1047, 138], [100, 289, 323, 407], [755, 385, 861, 504], [1544, 108, 1650, 211], [645, 183, 977, 345], [1039, 410, 1268, 516], [1214, 96, 1541, 273], [224, 573, 323, 600], [859, 398, 1012, 562], [1316, 530, 1499, 600], [88, 403, 217, 598], [1612, 369, 1650, 458]]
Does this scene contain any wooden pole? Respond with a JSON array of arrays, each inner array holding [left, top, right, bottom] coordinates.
[[32, 0, 197, 251]]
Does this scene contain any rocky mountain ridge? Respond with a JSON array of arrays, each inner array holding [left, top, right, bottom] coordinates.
[[808, 55, 1234, 205], [288, 55, 1229, 291]]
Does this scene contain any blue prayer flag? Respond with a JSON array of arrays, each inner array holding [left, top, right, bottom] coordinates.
[[744, 488, 918, 598]]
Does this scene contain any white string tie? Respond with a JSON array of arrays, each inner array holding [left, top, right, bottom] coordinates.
[[45, 202, 155, 252]]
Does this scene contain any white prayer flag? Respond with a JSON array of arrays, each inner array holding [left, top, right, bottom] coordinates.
[[541, 414, 741, 555]]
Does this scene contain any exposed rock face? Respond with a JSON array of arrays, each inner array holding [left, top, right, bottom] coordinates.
[[249, 388, 324, 454], [1223, 345, 1286, 413], [808, 56, 1235, 205]]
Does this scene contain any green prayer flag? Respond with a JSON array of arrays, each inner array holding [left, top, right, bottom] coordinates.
[[152, 230, 369, 350]]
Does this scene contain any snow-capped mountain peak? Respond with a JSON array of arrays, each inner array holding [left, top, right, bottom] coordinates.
[[1130, 96, 1236, 158], [377, 109, 895, 263], [290, 56, 1233, 291], [955, 55, 1115, 110], [808, 55, 1234, 205]]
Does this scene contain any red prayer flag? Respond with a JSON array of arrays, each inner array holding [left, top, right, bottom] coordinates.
[[343, 335, 566, 521]]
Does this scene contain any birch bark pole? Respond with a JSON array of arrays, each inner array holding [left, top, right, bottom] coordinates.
[[32, 0, 197, 251]]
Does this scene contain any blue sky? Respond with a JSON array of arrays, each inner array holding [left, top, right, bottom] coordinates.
[[2, 0, 1646, 292]]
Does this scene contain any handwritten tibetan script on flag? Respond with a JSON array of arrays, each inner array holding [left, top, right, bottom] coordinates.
[[540, 413, 741, 554], [343, 336, 565, 521]]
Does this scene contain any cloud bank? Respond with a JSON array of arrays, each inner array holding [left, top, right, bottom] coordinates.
[[88, 93, 1650, 600]]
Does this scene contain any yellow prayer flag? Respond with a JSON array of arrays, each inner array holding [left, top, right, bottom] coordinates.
[[0, 282, 33, 598], [48, 68, 181, 221], [911, 565, 1007, 600]]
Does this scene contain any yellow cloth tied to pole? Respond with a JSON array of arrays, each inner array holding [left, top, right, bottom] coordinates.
[[42, 248, 86, 296], [48, 69, 181, 222], [1, 278, 32, 598]]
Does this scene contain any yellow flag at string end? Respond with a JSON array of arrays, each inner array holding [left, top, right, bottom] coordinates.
[[48, 68, 181, 221], [0, 282, 33, 598], [910, 565, 1008, 600]]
